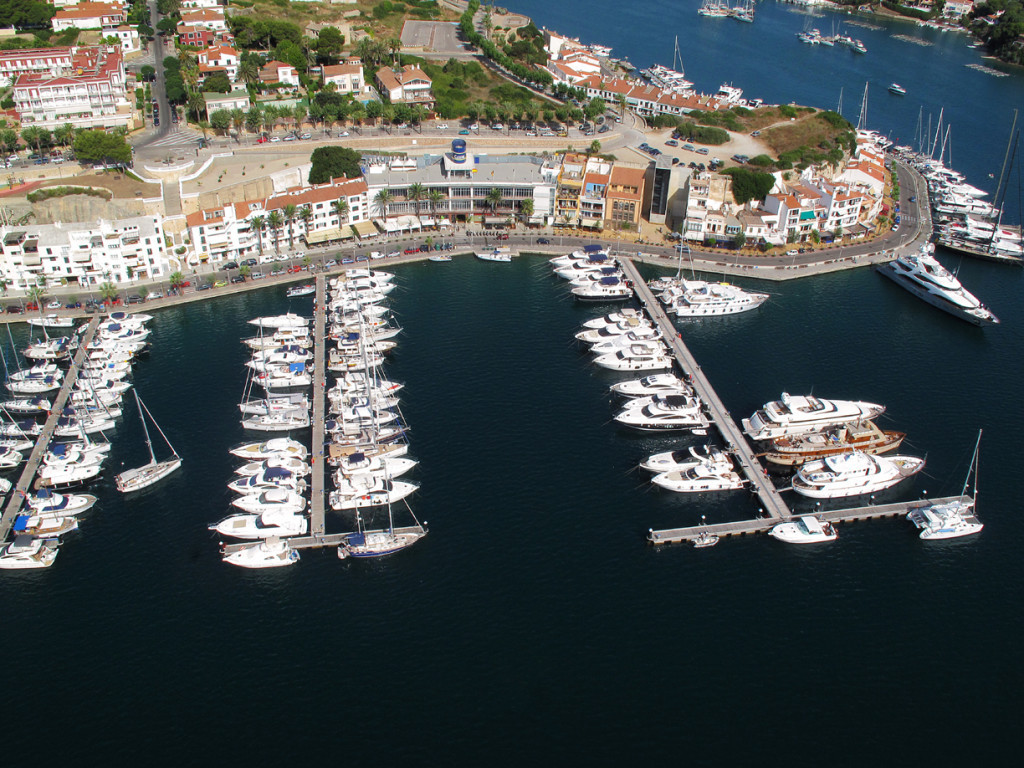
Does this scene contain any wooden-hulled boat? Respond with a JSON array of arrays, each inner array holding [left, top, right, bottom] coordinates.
[[761, 421, 905, 468]]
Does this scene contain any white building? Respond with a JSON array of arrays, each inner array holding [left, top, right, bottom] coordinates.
[[179, 8, 228, 32], [0, 215, 168, 291], [0, 47, 75, 88], [180, 0, 222, 8], [106, 25, 141, 55], [51, 3, 126, 32], [198, 44, 239, 83], [320, 60, 365, 94], [203, 88, 250, 119], [375, 65, 433, 107]]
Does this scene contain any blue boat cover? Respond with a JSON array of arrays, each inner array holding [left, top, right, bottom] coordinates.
[[288, 362, 305, 373], [35, 489, 53, 499], [349, 452, 365, 463], [13, 515, 28, 531], [586, 254, 609, 263], [346, 533, 366, 547], [584, 244, 603, 253], [18, 419, 36, 429], [599, 276, 620, 286], [264, 467, 292, 480], [51, 444, 67, 457], [599, 266, 617, 275]]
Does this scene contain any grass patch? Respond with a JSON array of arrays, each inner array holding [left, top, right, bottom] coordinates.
[[27, 186, 113, 203]]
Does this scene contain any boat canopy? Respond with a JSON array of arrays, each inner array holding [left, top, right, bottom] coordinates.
[[345, 533, 366, 547], [599, 276, 621, 285], [801, 516, 825, 534], [12, 515, 28, 531], [583, 244, 604, 253]]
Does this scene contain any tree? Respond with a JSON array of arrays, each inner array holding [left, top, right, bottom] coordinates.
[[316, 26, 344, 63], [587, 139, 601, 157], [250, 215, 266, 256], [204, 71, 232, 93], [140, 65, 156, 82], [54, 123, 74, 148], [332, 198, 349, 226], [239, 264, 251, 281], [485, 187, 504, 214], [99, 281, 118, 306], [266, 210, 283, 254], [299, 205, 313, 240], [283, 203, 297, 249], [168, 271, 185, 294], [187, 91, 206, 122], [238, 57, 260, 87], [372, 188, 393, 221], [733, 231, 746, 249], [210, 109, 231, 134], [519, 198, 534, 226], [428, 188, 445, 225], [156, 17, 177, 35], [26, 284, 45, 314], [407, 182, 425, 221], [73, 130, 132, 167], [0, 128, 17, 155], [308, 146, 362, 184], [245, 107, 263, 135]]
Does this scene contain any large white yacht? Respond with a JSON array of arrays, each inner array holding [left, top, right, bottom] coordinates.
[[221, 537, 300, 568], [571, 276, 633, 302], [641, 445, 729, 474], [662, 280, 769, 317], [647, 447, 744, 492], [334, 451, 418, 480], [0, 535, 59, 569], [12, 513, 79, 538], [609, 373, 691, 398], [210, 510, 309, 540], [241, 409, 311, 432], [549, 245, 610, 269], [792, 451, 925, 499], [234, 455, 311, 478], [593, 346, 674, 372], [878, 244, 999, 325], [227, 467, 307, 495], [742, 392, 886, 441], [581, 309, 646, 330], [26, 489, 98, 516], [229, 437, 308, 461], [614, 394, 709, 431], [768, 515, 838, 544], [575, 318, 655, 344], [230, 488, 307, 516], [248, 313, 309, 330], [328, 478, 418, 510], [588, 332, 665, 355]]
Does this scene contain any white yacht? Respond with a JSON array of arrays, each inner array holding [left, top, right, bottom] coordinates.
[[6, 374, 61, 395], [238, 393, 310, 416], [253, 364, 312, 389], [23, 337, 74, 362], [768, 515, 838, 544], [26, 314, 76, 330], [241, 409, 310, 432], [554, 260, 617, 280], [641, 445, 729, 474], [581, 309, 646, 330], [248, 313, 309, 330], [221, 537, 300, 568], [286, 283, 315, 297], [1, 395, 52, 415], [565, 266, 622, 285], [229, 437, 308, 461], [588, 332, 666, 355], [792, 451, 925, 499], [248, 346, 314, 368], [235, 455, 311, 478], [663, 280, 769, 317], [227, 467, 307, 495], [609, 373, 691, 398], [26, 489, 97, 516], [334, 451, 418, 479], [571, 276, 633, 302], [650, 453, 744, 493], [326, 442, 409, 467], [231, 488, 307, 516], [337, 515, 428, 559], [879, 245, 999, 325], [0, 535, 59, 569], [592, 346, 674, 372], [243, 328, 313, 350], [0, 446, 23, 468], [476, 247, 513, 262], [906, 430, 984, 540], [742, 392, 886, 441], [575, 318, 655, 344], [329, 478, 419, 510], [53, 413, 117, 438], [614, 394, 709, 431], [210, 509, 308, 540], [550, 245, 610, 269], [12, 513, 79, 538], [37, 459, 103, 489]]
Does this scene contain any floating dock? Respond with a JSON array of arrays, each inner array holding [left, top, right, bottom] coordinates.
[[0, 317, 100, 542], [309, 273, 327, 536]]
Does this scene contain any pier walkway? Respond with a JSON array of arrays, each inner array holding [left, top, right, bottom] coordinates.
[[620, 258, 791, 521], [0, 317, 100, 542], [309, 274, 327, 536], [647, 495, 974, 545]]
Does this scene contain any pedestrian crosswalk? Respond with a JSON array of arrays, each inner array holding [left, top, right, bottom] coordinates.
[[148, 127, 201, 149]]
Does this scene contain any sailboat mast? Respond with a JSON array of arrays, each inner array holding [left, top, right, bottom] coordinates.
[[836, 86, 843, 116], [929, 107, 944, 159], [992, 109, 1019, 212], [134, 390, 155, 463], [856, 82, 868, 132], [963, 429, 982, 500]]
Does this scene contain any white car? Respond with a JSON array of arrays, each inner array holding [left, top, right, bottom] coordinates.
[[269, 136, 281, 143], [437, 123, 448, 130], [386, 251, 400, 259], [468, 123, 479, 131], [786, 250, 798, 256], [146, 291, 162, 300], [46, 300, 62, 309], [338, 131, 349, 137], [492, 123, 504, 131]]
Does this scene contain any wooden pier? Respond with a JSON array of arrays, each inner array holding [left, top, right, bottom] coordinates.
[[0, 317, 100, 542], [619, 258, 791, 521], [221, 525, 424, 555], [647, 495, 975, 545], [309, 274, 327, 536]]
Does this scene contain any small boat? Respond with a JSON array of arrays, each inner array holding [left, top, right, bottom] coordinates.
[[692, 531, 719, 548], [476, 247, 513, 262], [210, 509, 309, 540], [26, 489, 98, 516], [286, 284, 315, 298], [240, 409, 310, 432], [889, 83, 906, 95], [769, 515, 838, 544], [114, 391, 182, 493], [791, 451, 925, 499], [762, 421, 905, 467], [229, 437, 308, 461], [427, 254, 452, 262], [609, 373, 691, 398], [108, 311, 153, 324], [26, 314, 76, 329], [907, 430, 984, 540], [742, 392, 886, 441], [230, 487, 307, 515], [221, 537, 300, 569], [248, 313, 309, 330], [0, 535, 59, 569]]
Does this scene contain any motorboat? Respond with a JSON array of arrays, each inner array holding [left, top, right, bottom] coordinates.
[[888, 83, 906, 95], [762, 421, 905, 467], [592, 346, 674, 372], [23, 337, 74, 361], [286, 283, 316, 298], [68, 389, 122, 409], [332, 269, 395, 284], [663, 280, 769, 317], [329, 477, 419, 510], [550, 245, 609, 268], [326, 350, 385, 374], [12, 513, 78, 538], [768, 515, 838, 544], [428, 254, 452, 262], [1, 396, 50, 415], [582, 309, 646, 330], [248, 346, 314, 369], [334, 453, 418, 481], [26, 489, 97, 516], [0, 446, 23, 468], [6, 374, 62, 395], [609, 373, 691, 398], [878, 244, 999, 325], [331, 373, 404, 397], [230, 488, 307, 515], [114, 391, 182, 493], [614, 394, 709, 431], [210, 510, 308, 540], [37, 457, 103, 489], [742, 392, 886, 441], [228, 466, 307, 495], [235, 455, 311, 478], [331, 423, 407, 448], [53, 413, 117, 438], [0, 535, 59, 569], [243, 328, 313, 350], [26, 314, 76, 330], [107, 311, 153, 324], [0, 437, 32, 452], [565, 266, 623, 285], [575, 318, 655, 344], [221, 537, 300, 568], [0, 420, 42, 438], [641, 445, 730, 474], [791, 451, 925, 498], [326, 442, 409, 467], [248, 313, 309, 330], [328, 390, 400, 413], [241, 409, 310, 432], [96, 323, 150, 343], [239, 393, 310, 416], [476, 247, 513, 262], [650, 453, 744, 493], [588, 331, 665, 355], [229, 437, 308, 461], [571, 276, 633, 302], [253, 364, 312, 389], [74, 378, 132, 396]]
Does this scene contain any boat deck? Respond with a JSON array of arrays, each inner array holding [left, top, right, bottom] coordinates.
[[309, 274, 327, 536], [0, 317, 100, 542], [647, 495, 975, 545], [620, 258, 791, 521]]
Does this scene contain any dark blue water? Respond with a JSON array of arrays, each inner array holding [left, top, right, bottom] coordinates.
[[510, 0, 1023, 224], [0, 252, 1021, 766]]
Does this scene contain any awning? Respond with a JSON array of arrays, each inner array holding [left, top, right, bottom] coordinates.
[[483, 216, 508, 224], [351, 220, 379, 238], [579, 218, 602, 228], [305, 227, 353, 244]]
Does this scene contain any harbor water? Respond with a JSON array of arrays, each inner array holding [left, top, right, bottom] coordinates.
[[0, 251, 1021, 766]]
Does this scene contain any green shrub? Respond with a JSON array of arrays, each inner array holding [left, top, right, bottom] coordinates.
[[778, 105, 798, 119], [27, 186, 113, 203]]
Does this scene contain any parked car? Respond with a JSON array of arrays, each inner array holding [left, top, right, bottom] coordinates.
[[146, 291, 162, 300], [665, 139, 679, 147], [126, 295, 144, 304], [257, 136, 268, 144], [25, 302, 38, 311], [213, 280, 227, 288], [46, 300, 62, 309], [65, 302, 81, 309], [537, 237, 551, 244], [197, 283, 212, 291], [324, 259, 337, 268], [242, 258, 258, 267], [300, 133, 312, 140], [751, 130, 761, 137], [269, 136, 280, 143], [404, 248, 419, 254], [386, 251, 400, 258], [230, 275, 245, 283], [250, 271, 266, 280], [286, 265, 302, 274], [5, 305, 23, 314], [459, 129, 470, 135], [224, 261, 239, 270], [598, 124, 611, 134]]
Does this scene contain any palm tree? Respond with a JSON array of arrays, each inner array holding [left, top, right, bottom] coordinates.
[[230, 107, 244, 138], [519, 198, 534, 227], [283, 204, 298, 250], [333, 198, 349, 227], [266, 210, 283, 255], [428, 188, 445, 227], [299, 205, 313, 242], [372, 189, 393, 223], [239, 264, 251, 281], [250, 215, 266, 257], [616, 93, 628, 120], [238, 58, 259, 88], [485, 187, 504, 216], [387, 37, 401, 67], [168, 271, 185, 294], [407, 182, 425, 224], [99, 281, 118, 307], [26, 284, 45, 315]]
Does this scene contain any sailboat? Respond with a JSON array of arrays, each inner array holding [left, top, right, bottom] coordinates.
[[336, 502, 427, 559], [114, 390, 182, 492], [906, 431, 984, 540]]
